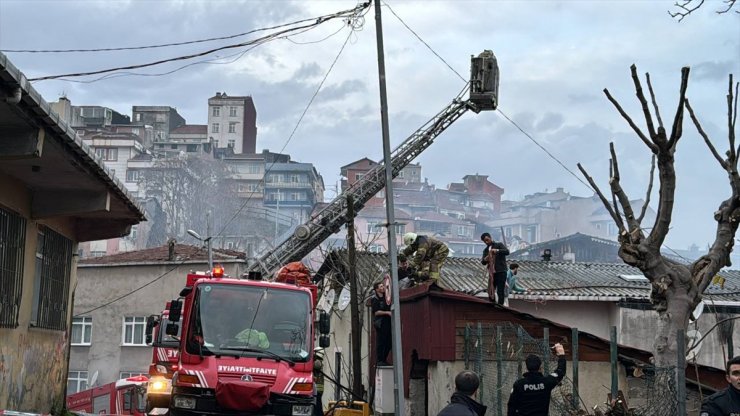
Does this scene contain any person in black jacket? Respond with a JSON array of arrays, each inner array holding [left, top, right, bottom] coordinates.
[[700, 355, 740, 415], [437, 370, 487, 416], [507, 343, 566, 415], [481, 232, 510, 305], [371, 281, 392, 366]]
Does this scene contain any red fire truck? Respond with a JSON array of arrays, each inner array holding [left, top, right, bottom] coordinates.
[[67, 376, 149, 415], [154, 264, 329, 416], [145, 302, 181, 414]]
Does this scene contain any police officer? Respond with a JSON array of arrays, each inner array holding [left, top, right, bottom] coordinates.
[[401, 232, 449, 283], [507, 343, 566, 415], [700, 355, 740, 415]]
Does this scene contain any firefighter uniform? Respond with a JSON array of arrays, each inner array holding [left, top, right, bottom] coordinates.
[[313, 351, 325, 416], [401, 233, 449, 283]]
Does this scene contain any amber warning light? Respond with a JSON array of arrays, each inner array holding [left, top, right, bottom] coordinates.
[[212, 265, 225, 278]]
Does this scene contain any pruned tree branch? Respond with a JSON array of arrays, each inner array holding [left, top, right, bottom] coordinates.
[[669, 0, 705, 21], [631, 65, 658, 141], [686, 99, 727, 168], [604, 87, 658, 153], [638, 155, 656, 223], [609, 143, 640, 233], [667, 67, 691, 150], [609, 159, 626, 232], [646, 73, 665, 130], [577, 162, 624, 233]]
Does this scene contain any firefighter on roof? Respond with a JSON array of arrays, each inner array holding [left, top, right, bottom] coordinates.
[[401, 232, 449, 283]]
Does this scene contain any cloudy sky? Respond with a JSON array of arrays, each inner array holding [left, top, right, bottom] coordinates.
[[1, 0, 738, 250]]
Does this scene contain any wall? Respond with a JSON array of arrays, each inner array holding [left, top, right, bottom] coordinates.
[[508, 299, 619, 340], [619, 307, 740, 370], [0, 172, 78, 413], [72, 261, 246, 386]]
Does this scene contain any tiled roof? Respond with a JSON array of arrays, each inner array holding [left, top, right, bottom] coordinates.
[[79, 243, 246, 265], [414, 211, 472, 225], [394, 188, 435, 207], [171, 125, 207, 134], [317, 251, 740, 303], [357, 206, 412, 220]]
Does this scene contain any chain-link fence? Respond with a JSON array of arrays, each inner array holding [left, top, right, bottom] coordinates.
[[462, 322, 682, 416]]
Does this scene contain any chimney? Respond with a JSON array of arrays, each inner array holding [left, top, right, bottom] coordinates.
[[167, 238, 176, 261], [216, 92, 222, 98]]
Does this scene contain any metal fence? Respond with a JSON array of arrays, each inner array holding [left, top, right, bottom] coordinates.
[[462, 322, 680, 416]]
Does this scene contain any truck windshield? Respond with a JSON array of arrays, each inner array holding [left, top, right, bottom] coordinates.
[[187, 283, 312, 362]]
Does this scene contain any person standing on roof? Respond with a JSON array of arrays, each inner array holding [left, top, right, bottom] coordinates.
[[481, 232, 510, 305], [401, 232, 449, 283]]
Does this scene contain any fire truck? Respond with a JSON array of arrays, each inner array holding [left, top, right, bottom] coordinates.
[[154, 50, 498, 416], [67, 376, 150, 415], [145, 303, 181, 414]]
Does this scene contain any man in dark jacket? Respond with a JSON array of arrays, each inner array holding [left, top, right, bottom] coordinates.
[[437, 370, 487, 416], [481, 232, 510, 305], [507, 343, 566, 415], [371, 281, 392, 366], [700, 355, 740, 415]]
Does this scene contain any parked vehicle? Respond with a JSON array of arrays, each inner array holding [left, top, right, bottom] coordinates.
[[67, 376, 149, 415]]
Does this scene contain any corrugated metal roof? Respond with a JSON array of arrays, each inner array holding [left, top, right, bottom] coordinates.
[[319, 251, 740, 303]]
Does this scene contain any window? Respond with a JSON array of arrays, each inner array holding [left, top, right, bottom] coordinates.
[[226, 242, 235, 250], [129, 225, 138, 241], [170, 144, 177, 150], [367, 222, 380, 234], [355, 173, 364, 181], [31, 226, 73, 330], [71, 317, 92, 345], [394, 224, 405, 235], [212, 106, 220, 117], [67, 371, 88, 395], [289, 174, 301, 183], [0, 206, 26, 328], [289, 192, 304, 201], [398, 170, 405, 178], [368, 245, 384, 253], [608, 223, 619, 236], [120, 371, 146, 379], [228, 122, 237, 133], [186, 144, 198, 152], [457, 226, 470, 237], [136, 113, 142, 122], [125, 169, 140, 183], [211, 123, 220, 133], [248, 163, 262, 174], [227, 139, 235, 148], [229, 106, 237, 117], [95, 148, 118, 161], [122, 316, 147, 346]]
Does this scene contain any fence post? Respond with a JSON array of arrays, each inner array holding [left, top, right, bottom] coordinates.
[[465, 324, 470, 369], [677, 329, 686, 416], [543, 327, 550, 374], [572, 327, 579, 410], [477, 322, 483, 405], [516, 326, 523, 379], [610, 326, 617, 400], [496, 325, 503, 416], [335, 349, 342, 402]]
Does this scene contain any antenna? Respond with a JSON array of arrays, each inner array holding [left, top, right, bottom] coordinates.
[[690, 300, 705, 323], [685, 329, 704, 361]]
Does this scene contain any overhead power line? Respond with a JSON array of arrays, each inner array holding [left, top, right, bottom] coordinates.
[[28, 2, 370, 82], [2, 10, 346, 54]]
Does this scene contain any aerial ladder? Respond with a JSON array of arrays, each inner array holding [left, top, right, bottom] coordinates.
[[248, 50, 500, 278]]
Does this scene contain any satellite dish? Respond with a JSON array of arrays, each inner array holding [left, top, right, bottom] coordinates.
[[686, 329, 704, 361], [338, 286, 351, 311], [690, 300, 705, 322], [383, 274, 392, 306], [320, 289, 336, 313], [89, 370, 99, 387]]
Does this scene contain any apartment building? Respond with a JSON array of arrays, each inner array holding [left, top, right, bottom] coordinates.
[[207, 92, 257, 154]]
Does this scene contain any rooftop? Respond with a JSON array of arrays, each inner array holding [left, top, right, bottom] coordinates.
[[78, 243, 246, 265]]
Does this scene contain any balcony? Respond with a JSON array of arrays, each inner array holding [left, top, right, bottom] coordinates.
[[263, 181, 313, 189]]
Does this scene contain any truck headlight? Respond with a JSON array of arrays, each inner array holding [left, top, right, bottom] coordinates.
[[292, 405, 312, 416], [147, 377, 172, 395], [173, 395, 196, 409]]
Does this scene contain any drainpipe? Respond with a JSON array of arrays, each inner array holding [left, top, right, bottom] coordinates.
[[5, 87, 21, 104]]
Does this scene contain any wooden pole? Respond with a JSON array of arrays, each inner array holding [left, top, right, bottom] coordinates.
[[346, 195, 363, 398]]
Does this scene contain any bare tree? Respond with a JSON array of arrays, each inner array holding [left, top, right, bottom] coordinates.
[[578, 66, 738, 366], [669, 0, 738, 21]]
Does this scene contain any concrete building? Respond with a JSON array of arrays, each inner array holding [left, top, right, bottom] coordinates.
[[0, 53, 144, 413], [263, 162, 325, 224], [71, 245, 246, 389], [207, 92, 257, 154], [152, 124, 209, 158], [132, 106, 186, 143], [50, 97, 130, 130]]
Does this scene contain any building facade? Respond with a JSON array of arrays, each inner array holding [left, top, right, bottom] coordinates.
[[263, 162, 325, 224], [207, 92, 257, 154], [131, 106, 186, 143], [0, 53, 144, 413]]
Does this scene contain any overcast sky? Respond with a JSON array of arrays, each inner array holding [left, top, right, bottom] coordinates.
[[1, 0, 738, 250]]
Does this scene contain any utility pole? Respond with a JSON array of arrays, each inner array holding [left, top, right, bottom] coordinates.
[[346, 195, 363, 399], [374, 0, 406, 414]]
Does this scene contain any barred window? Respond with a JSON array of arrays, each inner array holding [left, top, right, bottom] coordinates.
[[122, 316, 147, 346], [30, 226, 73, 330], [67, 370, 88, 395], [71, 317, 92, 345], [0, 206, 26, 328]]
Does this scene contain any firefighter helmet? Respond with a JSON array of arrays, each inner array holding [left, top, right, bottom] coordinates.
[[403, 232, 417, 246]]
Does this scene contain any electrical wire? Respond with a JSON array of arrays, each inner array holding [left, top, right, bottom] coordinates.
[[28, 2, 370, 82], [213, 24, 357, 240], [1, 9, 350, 53], [72, 245, 205, 317]]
